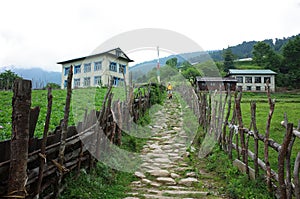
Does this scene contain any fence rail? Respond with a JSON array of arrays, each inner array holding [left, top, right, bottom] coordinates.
[[193, 84, 300, 199], [0, 69, 162, 199]]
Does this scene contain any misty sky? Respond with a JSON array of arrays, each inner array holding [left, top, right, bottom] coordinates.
[[0, 0, 299, 72]]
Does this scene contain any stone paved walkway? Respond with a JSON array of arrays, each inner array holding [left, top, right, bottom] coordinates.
[[123, 96, 227, 199]]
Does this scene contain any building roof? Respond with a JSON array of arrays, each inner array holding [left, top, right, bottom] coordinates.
[[57, 47, 134, 64], [228, 69, 277, 75], [196, 76, 237, 82]]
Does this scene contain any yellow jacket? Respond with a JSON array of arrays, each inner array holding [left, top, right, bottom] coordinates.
[[167, 84, 172, 90]]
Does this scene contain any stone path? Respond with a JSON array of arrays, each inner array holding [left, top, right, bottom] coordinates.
[[124, 96, 227, 199]]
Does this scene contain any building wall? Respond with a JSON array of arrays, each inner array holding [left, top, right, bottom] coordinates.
[[61, 54, 129, 89], [230, 74, 275, 92]]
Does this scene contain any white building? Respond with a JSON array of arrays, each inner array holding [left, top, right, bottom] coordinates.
[[227, 69, 277, 92], [58, 48, 133, 89]]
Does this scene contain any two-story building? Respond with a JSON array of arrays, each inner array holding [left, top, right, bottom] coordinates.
[[226, 69, 277, 92], [58, 48, 134, 89]]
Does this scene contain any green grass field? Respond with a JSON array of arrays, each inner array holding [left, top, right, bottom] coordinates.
[[239, 92, 300, 171]]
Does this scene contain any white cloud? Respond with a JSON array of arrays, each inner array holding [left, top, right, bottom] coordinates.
[[0, 0, 299, 72]]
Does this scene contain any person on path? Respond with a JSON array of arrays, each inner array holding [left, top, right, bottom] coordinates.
[[167, 82, 172, 99]]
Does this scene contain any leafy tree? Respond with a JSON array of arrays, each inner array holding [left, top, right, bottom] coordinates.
[[0, 70, 21, 90], [181, 67, 201, 85], [165, 57, 178, 69], [252, 41, 282, 72], [282, 36, 300, 88], [222, 48, 235, 72]]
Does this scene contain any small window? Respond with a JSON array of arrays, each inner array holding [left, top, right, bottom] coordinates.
[[247, 86, 252, 91], [64, 67, 70, 76], [64, 80, 68, 88], [94, 76, 101, 86], [74, 78, 80, 87], [255, 77, 261, 83], [84, 63, 91, 73], [119, 64, 126, 74], [74, 65, 81, 74], [264, 77, 271, 83], [236, 76, 243, 83], [94, 61, 102, 71], [84, 77, 90, 86], [109, 62, 117, 72], [245, 77, 252, 83], [256, 86, 261, 91]]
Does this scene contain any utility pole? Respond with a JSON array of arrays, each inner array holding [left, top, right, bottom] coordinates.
[[157, 46, 160, 83]]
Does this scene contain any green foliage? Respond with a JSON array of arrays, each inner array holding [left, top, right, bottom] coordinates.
[[222, 48, 236, 72], [0, 70, 21, 90], [45, 82, 60, 89], [205, 148, 275, 198], [60, 163, 136, 199], [165, 57, 178, 69]]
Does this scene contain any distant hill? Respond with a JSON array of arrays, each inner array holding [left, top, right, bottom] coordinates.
[[0, 66, 61, 89], [129, 33, 300, 76]]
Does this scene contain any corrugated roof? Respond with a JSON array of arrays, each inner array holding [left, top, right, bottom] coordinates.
[[228, 69, 277, 75], [57, 47, 134, 64]]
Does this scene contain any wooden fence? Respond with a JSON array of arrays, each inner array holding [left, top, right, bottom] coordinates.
[[193, 83, 300, 199], [0, 68, 163, 199]]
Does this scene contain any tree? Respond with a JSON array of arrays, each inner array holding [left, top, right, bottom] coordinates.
[[282, 36, 300, 88], [0, 70, 21, 90], [181, 67, 201, 85], [166, 57, 178, 69], [222, 48, 235, 72], [252, 42, 272, 66], [44, 82, 60, 89]]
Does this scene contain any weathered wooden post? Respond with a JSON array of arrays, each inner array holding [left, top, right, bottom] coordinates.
[[35, 87, 52, 198], [8, 79, 32, 199]]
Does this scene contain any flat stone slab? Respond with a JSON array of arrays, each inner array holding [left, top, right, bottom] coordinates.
[[156, 177, 176, 185], [178, 177, 199, 186], [148, 169, 170, 177], [134, 171, 145, 178]]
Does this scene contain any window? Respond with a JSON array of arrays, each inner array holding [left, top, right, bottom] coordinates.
[[255, 77, 261, 83], [74, 65, 81, 74], [94, 61, 102, 71], [264, 77, 271, 83], [119, 64, 126, 74], [64, 67, 70, 76], [236, 76, 243, 83], [247, 86, 252, 91], [116, 49, 122, 57], [84, 63, 91, 73], [109, 62, 117, 72], [64, 80, 68, 88], [256, 86, 261, 91], [84, 77, 90, 86], [74, 78, 80, 87], [245, 77, 252, 83], [94, 76, 101, 86]]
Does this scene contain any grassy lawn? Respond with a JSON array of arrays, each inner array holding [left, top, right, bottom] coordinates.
[[0, 88, 108, 140]]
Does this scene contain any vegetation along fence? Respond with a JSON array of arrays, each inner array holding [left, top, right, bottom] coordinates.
[[191, 82, 300, 199], [0, 67, 164, 199]]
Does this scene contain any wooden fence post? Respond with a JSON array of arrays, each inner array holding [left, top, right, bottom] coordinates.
[[278, 123, 293, 199], [251, 101, 259, 178], [54, 65, 73, 198], [8, 79, 32, 199], [35, 87, 52, 198]]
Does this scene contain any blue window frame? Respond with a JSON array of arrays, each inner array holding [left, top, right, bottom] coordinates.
[[109, 62, 117, 72], [94, 76, 101, 86], [64, 80, 68, 88], [84, 63, 91, 73], [94, 61, 102, 71], [74, 65, 81, 74], [74, 78, 80, 87], [84, 77, 90, 86], [64, 67, 70, 76], [119, 64, 126, 74]]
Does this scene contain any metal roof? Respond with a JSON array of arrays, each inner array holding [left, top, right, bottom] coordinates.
[[228, 69, 277, 75], [196, 76, 237, 82], [57, 47, 134, 64]]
